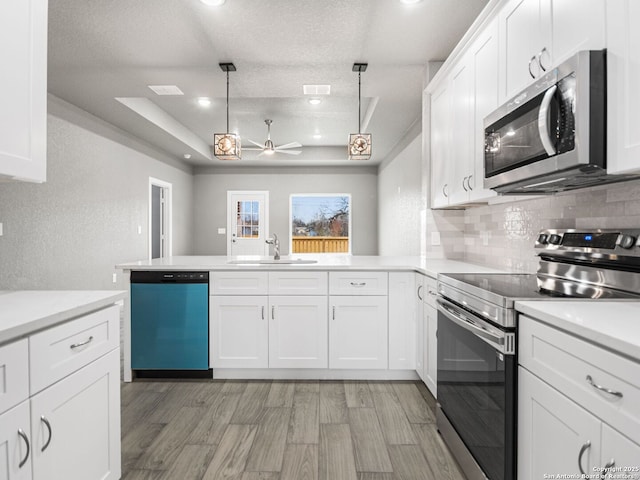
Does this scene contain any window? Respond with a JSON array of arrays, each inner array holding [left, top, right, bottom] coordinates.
[[290, 194, 351, 254]]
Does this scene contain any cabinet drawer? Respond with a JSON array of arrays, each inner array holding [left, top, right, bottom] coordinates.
[[423, 276, 438, 308], [519, 315, 640, 445], [268, 271, 327, 295], [29, 305, 119, 393], [0, 339, 29, 415], [329, 272, 388, 295], [210, 271, 268, 295]]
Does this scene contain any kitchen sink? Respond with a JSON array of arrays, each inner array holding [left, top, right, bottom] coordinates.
[[227, 258, 318, 265]]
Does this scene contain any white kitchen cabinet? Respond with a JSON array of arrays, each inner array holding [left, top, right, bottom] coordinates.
[[605, 0, 640, 175], [30, 350, 121, 480], [601, 424, 640, 477], [0, 0, 47, 183], [0, 340, 29, 416], [329, 296, 388, 369], [268, 296, 328, 369], [0, 401, 32, 480], [415, 274, 425, 380], [499, 0, 605, 101], [388, 273, 416, 370], [430, 82, 452, 209], [423, 277, 438, 396], [210, 295, 269, 368], [328, 271, 388, 296]]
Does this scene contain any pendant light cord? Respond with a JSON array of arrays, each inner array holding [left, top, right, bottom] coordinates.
[[226, 70, 230, 132], [358, 71, 362, 134]]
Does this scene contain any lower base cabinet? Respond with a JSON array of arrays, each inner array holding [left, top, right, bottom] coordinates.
[[30, 350, 121, 480], [0, 401, 32, 480], [329, 296, 388, 369], [424, 303, 438, 395]]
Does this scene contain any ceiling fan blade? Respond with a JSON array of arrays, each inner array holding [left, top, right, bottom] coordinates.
[[275, 142, 303, 150], [246, 138, 266, 149], [277, 150, 302, 155]]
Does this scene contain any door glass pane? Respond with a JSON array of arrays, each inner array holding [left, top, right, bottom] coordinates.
[[236, 200, 260, 238]]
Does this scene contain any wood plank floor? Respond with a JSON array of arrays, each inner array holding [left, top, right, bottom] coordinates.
[[120, 380, 465, 480]]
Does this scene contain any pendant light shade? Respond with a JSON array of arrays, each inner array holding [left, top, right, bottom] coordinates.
[[214, 63, 241, 160], [348, 63, 372, 160]]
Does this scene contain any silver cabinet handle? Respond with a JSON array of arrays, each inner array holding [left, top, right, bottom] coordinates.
[[462, 176, 468, 192], [350, 282, 366, 287], [417, 285, 424, 301], [428, 289, 438, 296], [528, 55, 537, 78], [271, 306, 275, 320], [443, 184, 448, 197], [261, 306, 265, 320], [586, 375, 623, 398], [578, 441, 591, 475], [332, 306, 336, 320], [603, 459, 616, 473], [70, 336, 93, 350], [538, 47, 548, 72], [17, 429, 30, 468], [467, 175, 473, 191], [41, 416, 52, 452]]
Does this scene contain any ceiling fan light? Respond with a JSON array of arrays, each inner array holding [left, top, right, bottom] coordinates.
[[348, 133, 372, 160], [214, 133, 241, 160], [308, 98, 322, 105], [200, 0, 226, 6]]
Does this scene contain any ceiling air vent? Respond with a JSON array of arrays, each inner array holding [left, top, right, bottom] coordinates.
[[303, 85, 331, 96], [148, 85, 184, 96]]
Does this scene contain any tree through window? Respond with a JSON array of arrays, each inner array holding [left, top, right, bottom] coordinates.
[[290, 194, 351, 254]]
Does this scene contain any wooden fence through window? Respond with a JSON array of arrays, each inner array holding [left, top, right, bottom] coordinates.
[[292, 236, 349, 253]]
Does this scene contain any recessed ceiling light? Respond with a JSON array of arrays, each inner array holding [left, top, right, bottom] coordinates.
[[148, 85, 184, 96], [198, 97, 212, 107], [183, 153, 192, 159], [200, 0, 226, 6], [400, 0, 423, 4], [313, 134, 322, 139], [308, 98, 322, 105], [303, 85, 331, 95]]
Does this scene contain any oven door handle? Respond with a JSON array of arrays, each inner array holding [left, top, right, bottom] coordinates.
[[538, 84, 557, 156], [437, 297, 513, 354]]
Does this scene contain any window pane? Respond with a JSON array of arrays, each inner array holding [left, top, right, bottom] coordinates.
[[291, 195, 350, 254]]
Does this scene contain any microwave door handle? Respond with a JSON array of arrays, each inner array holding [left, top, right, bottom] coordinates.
[[538, 85, 557, 156]]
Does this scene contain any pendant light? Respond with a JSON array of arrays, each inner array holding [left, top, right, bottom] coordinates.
[[348, 63, 372, 160], [214, 62, 241, 160]]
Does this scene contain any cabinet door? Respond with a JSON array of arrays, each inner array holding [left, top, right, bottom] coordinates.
[[519, 367, 601, 479], [549, 0, 605, 67], [470, 19, 499, 202], [0, 401, 32, 480], [424, 304, 438, 397], [600, 424, 640, 477], [269, 296, 328, 369], [430, 83, 452, 208], [30, 350, 121, 480], [329, 296, 388, 369], [388, 273, 416, 370], [606, 0, 640, 175], [449, 57, 475, 206], [499, 0, 547, 100], [210, 296, 268, 368], [0, 0, 47, 183]]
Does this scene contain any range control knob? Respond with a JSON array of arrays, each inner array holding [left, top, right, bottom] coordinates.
[[619, 235, 637, 249], [548, 234, 562, 245], [537, 234, 549, 245]]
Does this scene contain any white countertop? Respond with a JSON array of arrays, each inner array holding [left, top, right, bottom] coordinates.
[[516, 301, 640, 362], [116, 255, 507, 278], [0, 290, 126, 345]]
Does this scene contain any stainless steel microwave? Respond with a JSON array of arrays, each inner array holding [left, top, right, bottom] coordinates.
[[483, 50, 635, 194]]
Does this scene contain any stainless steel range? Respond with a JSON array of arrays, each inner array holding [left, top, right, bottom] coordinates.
[[436, 229, 640, 480]]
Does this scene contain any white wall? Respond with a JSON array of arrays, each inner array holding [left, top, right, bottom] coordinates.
[[0, 99, 195, 290], [377, 134, 423, 256], [193, 166, 379, 255]]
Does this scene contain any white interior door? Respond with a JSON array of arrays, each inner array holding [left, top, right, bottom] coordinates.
[[149, 177, 172, 259], [227, 191, 269, 256]]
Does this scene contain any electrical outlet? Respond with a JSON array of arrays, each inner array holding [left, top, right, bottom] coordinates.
[[0, 222, 3, 236], [431, 231, 441, 246], [112, 273, 117, 283], [137, 225, 142, 235], [481, 231, 490, 246]]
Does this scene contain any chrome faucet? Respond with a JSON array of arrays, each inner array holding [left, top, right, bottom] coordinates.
[[266, 234, 280, 260]]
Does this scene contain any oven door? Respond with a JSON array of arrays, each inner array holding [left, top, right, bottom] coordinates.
[[436, 297, 516, 480]]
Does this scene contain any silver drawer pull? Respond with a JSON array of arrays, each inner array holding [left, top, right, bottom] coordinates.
[[428, 289, 437, 296], [578, 441, 591, 475], [41, 416, 52, 452], [350, 282, 366, 287], [70, 336, 94, 350], [586, 375, 623, 398], [18, 429, 30, 468]]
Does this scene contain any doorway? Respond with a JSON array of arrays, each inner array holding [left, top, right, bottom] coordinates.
[[227, 191, 269, 256], [149, 177, 172, 259]]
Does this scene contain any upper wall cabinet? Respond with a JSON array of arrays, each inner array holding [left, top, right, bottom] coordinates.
[[499, 0, 605, 101], [606, 0, 640, 175], [0, 0, 48, 183]]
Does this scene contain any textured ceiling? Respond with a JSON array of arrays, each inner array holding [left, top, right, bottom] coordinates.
[[48, 0, 489, 167]]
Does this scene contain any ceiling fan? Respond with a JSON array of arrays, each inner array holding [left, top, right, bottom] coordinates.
[[244, 119, 302, 156]]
